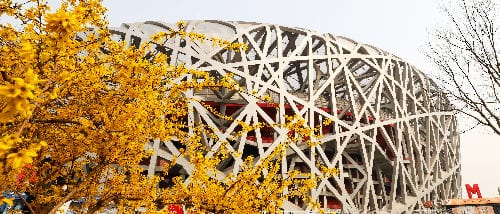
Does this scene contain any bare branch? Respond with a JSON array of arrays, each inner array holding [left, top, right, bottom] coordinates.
[[426, 0, 500, 135]]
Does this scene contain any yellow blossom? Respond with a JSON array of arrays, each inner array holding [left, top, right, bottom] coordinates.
[[11, 78, 36, 99], [323, 117, 333, 125], [6, 148, 38, 169], [19, 41, 34, 59], [1, 198, 13, 206], [0, 135, 21, 157], [79, 117, 94, 128], [0, 71, 40, 121], [45, 9, 79, 36], [0, 82, 21, 98]]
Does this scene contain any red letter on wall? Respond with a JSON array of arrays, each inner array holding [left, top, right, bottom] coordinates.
[[465, 184, 482, 199]]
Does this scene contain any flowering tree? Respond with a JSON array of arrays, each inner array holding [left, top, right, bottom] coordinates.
[[0, 0, 339, 213], [0, 0, 182, 212]]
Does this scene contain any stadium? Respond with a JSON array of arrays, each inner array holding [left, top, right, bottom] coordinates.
[[111, 20, 461, 213]]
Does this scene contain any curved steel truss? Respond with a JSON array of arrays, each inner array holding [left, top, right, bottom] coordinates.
[[112, 20, 461, 212]]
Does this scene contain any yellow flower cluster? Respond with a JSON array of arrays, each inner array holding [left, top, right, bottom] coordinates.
[[0, 198, 13, 207], [323, 117, 333, 125], [151, 21, 248, 52], [201, 103, 234, 121], [236, 121, 266, 137], [0, 134, 46, 169], [0, 69, 42, 122], [45, 8, 80, 36], [0, 135, 21, 157], [320, 165, 340, 177], [188, 32, 206, 42], [261, 94, 273, 102], [210, 37, 249, 52]]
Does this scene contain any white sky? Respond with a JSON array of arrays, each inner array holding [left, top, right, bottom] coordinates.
[[100, 0, 500, 198]]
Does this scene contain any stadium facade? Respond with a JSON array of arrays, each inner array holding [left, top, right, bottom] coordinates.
[[112, 20, 461, 213]]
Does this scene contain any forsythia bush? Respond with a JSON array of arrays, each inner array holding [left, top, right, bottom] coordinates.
[[0, 0, 337, 213]]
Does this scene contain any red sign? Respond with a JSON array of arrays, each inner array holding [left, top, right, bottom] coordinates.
[[168, 205, 183, 214], [465, 184, 482, 199]]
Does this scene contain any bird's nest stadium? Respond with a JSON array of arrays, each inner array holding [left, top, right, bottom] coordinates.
[[111, 20, 461, 213]]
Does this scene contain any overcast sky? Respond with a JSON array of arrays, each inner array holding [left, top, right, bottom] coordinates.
[[99, 0, 500, 198]]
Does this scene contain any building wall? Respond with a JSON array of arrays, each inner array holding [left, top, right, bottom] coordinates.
[[112, 20, 461, 213]]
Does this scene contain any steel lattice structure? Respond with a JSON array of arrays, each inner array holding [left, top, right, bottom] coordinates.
[[112, 20, 461, 213]]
